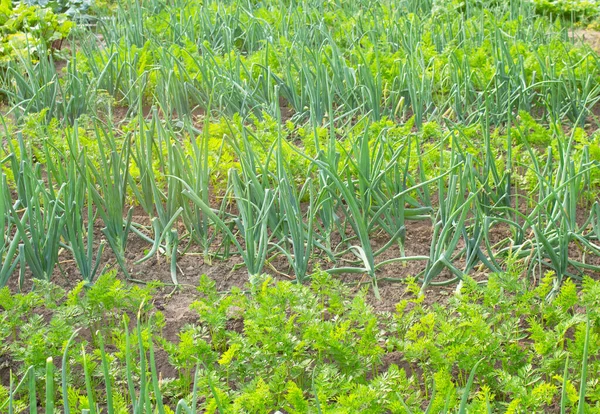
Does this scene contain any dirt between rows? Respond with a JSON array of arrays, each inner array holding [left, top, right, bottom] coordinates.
[[9, 215, 453, 309]]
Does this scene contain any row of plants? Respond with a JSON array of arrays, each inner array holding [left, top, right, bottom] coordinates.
[[3, 0, 600, 127], [1, 108, 599, 296], [533, 0, 600, 21], [1, 270, 600, 412]]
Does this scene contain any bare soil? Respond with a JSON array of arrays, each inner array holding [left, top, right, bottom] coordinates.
[[576, 29, 600, 53], [4, 216, 453, 327]]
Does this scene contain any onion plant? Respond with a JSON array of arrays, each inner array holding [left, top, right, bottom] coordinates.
[[1, 45, 94, 124], [1, 48, 60, 122], [228, 167, 277, 280], [300, 146, 381, 296], [496, 125, 600, 295], [0, 173, 22, 288], [59, 128, 106, 285], [176, 119, 215, 260], [205, 123, 284, 278], [422, 173, 475, 290], [182, 167, 277, 280], [421, 148, 500, 290], [130, 110, 183, 284], [348, 126, 432, 257], [87, 122, 134, 279], [4, 135, 65, 283], [275, 130, 317, 283]]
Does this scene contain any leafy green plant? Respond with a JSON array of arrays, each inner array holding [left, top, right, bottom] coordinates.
[[23, 0, 93, 18], [0, 2, 72, 68]]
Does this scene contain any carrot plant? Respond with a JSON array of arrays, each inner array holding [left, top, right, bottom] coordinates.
[[2, 270, 600, 411]]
